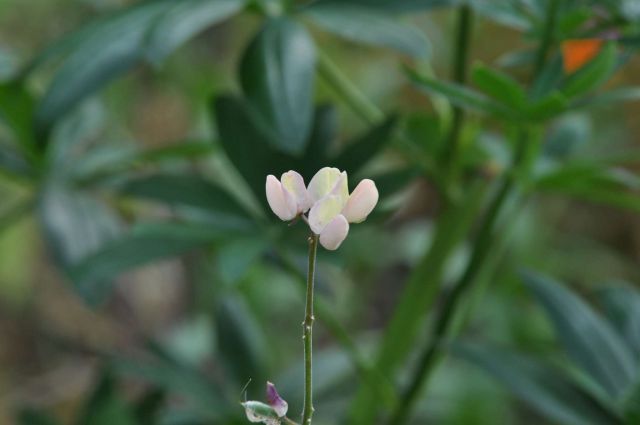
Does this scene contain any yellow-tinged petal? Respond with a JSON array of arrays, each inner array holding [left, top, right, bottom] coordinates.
[[265, 175, 297, 221], [281, 170, 311, 213], [319, 214, 349, 250], [342, 179, 379, 223], [308, 167, 348, 205], [308, 195, 343, 234]]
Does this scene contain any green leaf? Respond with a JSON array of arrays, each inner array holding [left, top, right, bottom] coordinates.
[[573, 87, 640, 110], [119, 173, 254, 230], [112, 349, 229, 419], [36, 0, 244, 134], [239, 17, 316, 155], [372, 167, 420, 201], [310, 0, 459, 13], [69, 221, 237, 302], [39, 183, 121, 270], [0, 142, 32, 178], [301, 104, 337, 166], [215, 295, 268, 388], [407, 67, 515, 119], [521, 271, 638, 398], [453, 342, 621, 425], [75, 372, 137, 425], [0, 80, 36, 148], [535, 164, 640, 213], [214, 95, 292, 208], [471, 64, 526, 109], [304, 3, 430, 58], [145, 0, 246, 63], [36, 1, 175, 133], [623, 381, 640, 424], [561, 42, 617, 99], [524, 91, 568, 122], [214, 96, 337, 209], [598, 284, 640, 358], [330, 116, 397, 175]]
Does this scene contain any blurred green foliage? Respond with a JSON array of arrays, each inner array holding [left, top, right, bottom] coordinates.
[[1, 0, 639, 424]]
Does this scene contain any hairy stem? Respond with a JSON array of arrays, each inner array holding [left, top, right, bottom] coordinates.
[[302, 234, 319, 424]]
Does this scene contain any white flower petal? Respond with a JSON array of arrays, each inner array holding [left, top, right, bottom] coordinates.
[[319, 214, 349, 250], [342, 179, 379, 223], [307, 167, 344, 203], [265, 175, 297, 221], [308, 195, 343, 234], [281, 170, 311, 213], [330, 171, 349, 209]]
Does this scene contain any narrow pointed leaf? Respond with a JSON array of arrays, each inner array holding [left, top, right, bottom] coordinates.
[[239, 17, 316, 154], [522, 271, 637, 398], [145, 0, 245, 63], [453, 342, 621, 425], [304, 4, 430, 57]]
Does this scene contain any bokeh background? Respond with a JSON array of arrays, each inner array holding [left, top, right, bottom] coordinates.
[[0, 0, 639, 424]]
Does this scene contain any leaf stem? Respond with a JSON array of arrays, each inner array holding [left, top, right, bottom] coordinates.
[[302, 233, 319, 425]]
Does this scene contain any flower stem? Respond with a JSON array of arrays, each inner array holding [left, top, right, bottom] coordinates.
[[302, 234, 319, 425]]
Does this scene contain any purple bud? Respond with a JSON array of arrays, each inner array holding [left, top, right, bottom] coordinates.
[[266, 381, 288, 418]]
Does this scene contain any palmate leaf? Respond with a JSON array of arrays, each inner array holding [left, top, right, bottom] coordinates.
[[35, 0, 246, 134], [239, 17, 317, 155], [303, 3, 430, 58], [214, 96, 397, 211], [521, 271, 638, 399], [453, 342, 622, 425]]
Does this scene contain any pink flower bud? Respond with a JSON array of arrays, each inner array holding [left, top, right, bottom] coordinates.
[[342, 179, 379, 223], [265, 175, 297, 221], [319, 214, 349, 250]]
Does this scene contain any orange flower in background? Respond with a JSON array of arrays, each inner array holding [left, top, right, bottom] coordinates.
[[562, 39, 604, 74]]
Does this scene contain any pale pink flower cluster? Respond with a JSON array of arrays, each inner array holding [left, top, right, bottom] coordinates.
[[266, 167, 379, 250]]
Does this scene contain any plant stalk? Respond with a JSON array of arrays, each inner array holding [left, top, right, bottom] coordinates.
[[302, 234, 319, 424], [444, 4, 473, 178], [387, 128, 533, 425], [532, 0, 559, 79]]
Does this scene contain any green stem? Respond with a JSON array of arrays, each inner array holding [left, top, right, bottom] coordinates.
[[317, 51, 444, 196], [317, 52, 384, 125], [302, 234, 318, 425], [532, 0, 559, 79], [444, 5, 473, 177], [388, 128, 533, 425], [276, 249, 396, 408]]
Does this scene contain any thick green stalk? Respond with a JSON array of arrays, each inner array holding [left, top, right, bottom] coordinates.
[[302, 234, 319, 425], [444, 5, 473, 178], [345, 182, 488, 424], [387, 128, 534, 425]]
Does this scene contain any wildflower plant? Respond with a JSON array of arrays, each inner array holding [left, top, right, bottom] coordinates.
[[242, 167, 378, 424]]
